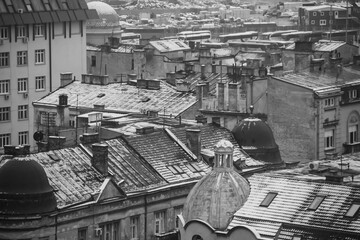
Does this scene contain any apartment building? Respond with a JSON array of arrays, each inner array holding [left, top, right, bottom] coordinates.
[[0, 0, 98, 152]]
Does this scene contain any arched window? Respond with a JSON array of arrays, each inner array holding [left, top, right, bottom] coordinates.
[[192, 235, 203, 240], [348, 111, 359, 144]]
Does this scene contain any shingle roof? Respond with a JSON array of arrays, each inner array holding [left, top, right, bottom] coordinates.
[[229, 174, 360, 239], [0, 0, 98, 26], [124, 130, 211, 183], [36, 81, 197, 117], [170, 124, 265, 168]]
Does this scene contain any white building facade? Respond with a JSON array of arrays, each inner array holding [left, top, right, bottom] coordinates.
[[0, 0, 98, 152]]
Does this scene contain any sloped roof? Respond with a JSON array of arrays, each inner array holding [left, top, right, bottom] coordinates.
[[0, 0, 98, 26], [229, 174, 360, 239], [286, 41, 347, 52], [124, 130, 211, 183], [149, 39, 190, 53], [180, 72, 235, 93], [35, 81, 197, 117], [302, 5, 345, 11], [170, 124, 265, 168]]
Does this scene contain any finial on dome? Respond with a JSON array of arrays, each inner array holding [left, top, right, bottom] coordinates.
[[249, 105, 254, 115]]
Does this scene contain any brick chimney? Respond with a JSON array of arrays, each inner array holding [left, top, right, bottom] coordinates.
[[48, 136, 66, 150], [201, 64, 206, 79], [217, 82, 225, 111], [91, 143, 108, 175], [228, 82, 240, 111], [57, 94, 70, 127], [80, 132, 99, 144], [186, 129, 201, 160]]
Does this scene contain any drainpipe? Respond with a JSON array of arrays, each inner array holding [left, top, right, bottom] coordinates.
[[55, 214, 58, 240], [49, 23, 53, 92], [144, 194, 147, 240], [315, 99, 320, 160]]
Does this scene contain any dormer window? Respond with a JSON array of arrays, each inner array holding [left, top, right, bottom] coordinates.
[[308, 195, 326, 211], [260, 192, 277, 207], [345, 203, 360, 218]]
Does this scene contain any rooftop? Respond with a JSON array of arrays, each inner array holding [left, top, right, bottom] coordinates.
[[286, 40, 348, 52], [149, 39, 190, 53], [35, 80, 197, 117]]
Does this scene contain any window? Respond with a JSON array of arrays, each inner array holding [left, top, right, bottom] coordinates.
[[78, 228, 87, 240], [324, 98, 334, 107], [311, 20, 315, 25], [0, 80, 10, 94], [0, 133, 11, 148], [35, 76, 46, 91], [34, 24, 45, 36], [154, 211, 166, 234], [324, 129, 334, 149], [345, 203, 360, 218], [313, 12, 317, 16], [18, 78, 28, 93], [0, 107, 10, 121], [192, 235, 203, 240], [0, 52, 10, 67], [91, 56, 96, 67], [320, 20, 326, 25], [292, 235, 302, 240], [174, 206, 183, 229], [130, 216, 139, 239], [61, 0, 69, 9], [17, 51, 28, 66], [99, 221, 120, 240], [0, 27, 8, 39], [308, 195, 326, 210], [349, 90, 358, 99], [335, 11, 338, 17], [24, 0, 33, 11], [17, 25, 26, 38], [349, 125, 358, 144], [43, 0, 51, 11], [320, 11, 324, 16], [260, 192, 277, 207], [35, 49, 45, 64], [18, 131, 28, 145], [18, 105, 28, 120]]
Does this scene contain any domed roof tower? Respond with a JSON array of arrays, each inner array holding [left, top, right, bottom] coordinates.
[[182, 140, 250, 230], [87, 1, 119, 27], [0, 159, 57, 215], [232, 107, 282, 164]]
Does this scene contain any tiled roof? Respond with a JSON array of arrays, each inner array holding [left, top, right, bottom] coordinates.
[[181, 72, 235, 93], [124, 130, 211, 183], [149, 39, 190, 53], [36, 81, 197, 117], [83, 138, 166, 192], [286, 41, 347, 52], [170, 124, 265, 168], [229, 174, 360, 239], [0, 0, 98, 26]]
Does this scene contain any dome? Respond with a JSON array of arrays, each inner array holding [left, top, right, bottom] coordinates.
[[87, 1, 119, 26], [182, 140, 250, 230], [232, 117, 282, 163], [0, 159, 57, 215]]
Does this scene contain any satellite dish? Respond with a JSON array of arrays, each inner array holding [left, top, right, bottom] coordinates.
[[33, 131, 44, 142]]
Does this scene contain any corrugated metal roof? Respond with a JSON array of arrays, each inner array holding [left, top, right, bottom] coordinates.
[[36, 81, 197, 117], [229, 173, 360, 238], [286, 41, 346, 52]]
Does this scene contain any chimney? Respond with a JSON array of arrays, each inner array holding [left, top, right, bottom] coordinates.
[[217, 82, 225, 111], [196, 83, 205, 108], [201, 64, 206, 79], [91, 143, 108, 175], [228, 83, 240, 111], [80, 132, 99, 144], [60, 72, 73, 87], [212, 63, 217, 73], [186, 129, 201, 160], [48, 136, 66, 150], [166, 72, 176, 86]]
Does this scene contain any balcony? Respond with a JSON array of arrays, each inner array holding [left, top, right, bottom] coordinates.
[[343, 142, 360, 154]]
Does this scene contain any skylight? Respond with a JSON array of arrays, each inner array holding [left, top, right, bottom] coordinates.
[[308, 195, 326, 211], [345, 203, 360, 218], [260, 192, 277, 207], [167, 165, 184, 174], [292, 235, 302, 240]]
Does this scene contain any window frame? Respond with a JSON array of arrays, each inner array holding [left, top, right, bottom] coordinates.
[[17, 51, 28, 66], [308, 195, 326, 211], [0, 80, 10, 94], [0, 52, 10, 67], [18, 131, 28, 145], [320, 19, 326, 26], [17, 25, 26, 38], [34, 24, 45, 37], [17, 78, 28, 93], [344, 203, 360, 218], [324, 129, 335, 149], [154, 210, 166, 234], [0, 107, 10, 122], [78, 227, 88, 240], [324, 98, 335, 107], [313, 12, 317, 16], [18, 105, 28, 120], [260, 192, 278, 207], [35, 76, 46, 91], [0, 27, 9, 39], [35, 49, 45, 64], [0, 133, 11, 148], [130, 215, 140, 240], [99, 221, 120, 240]]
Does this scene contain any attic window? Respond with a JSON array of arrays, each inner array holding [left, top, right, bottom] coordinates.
[[167, 165, 184, 174], [292, 235, 302, 240], [308, 195, 326, 211], [48, 153, 61, 161], [97, 93, 105, 98], [175, 42, 185, 48], [345, 203, 360, 218], [260, 192, 277, 207]]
